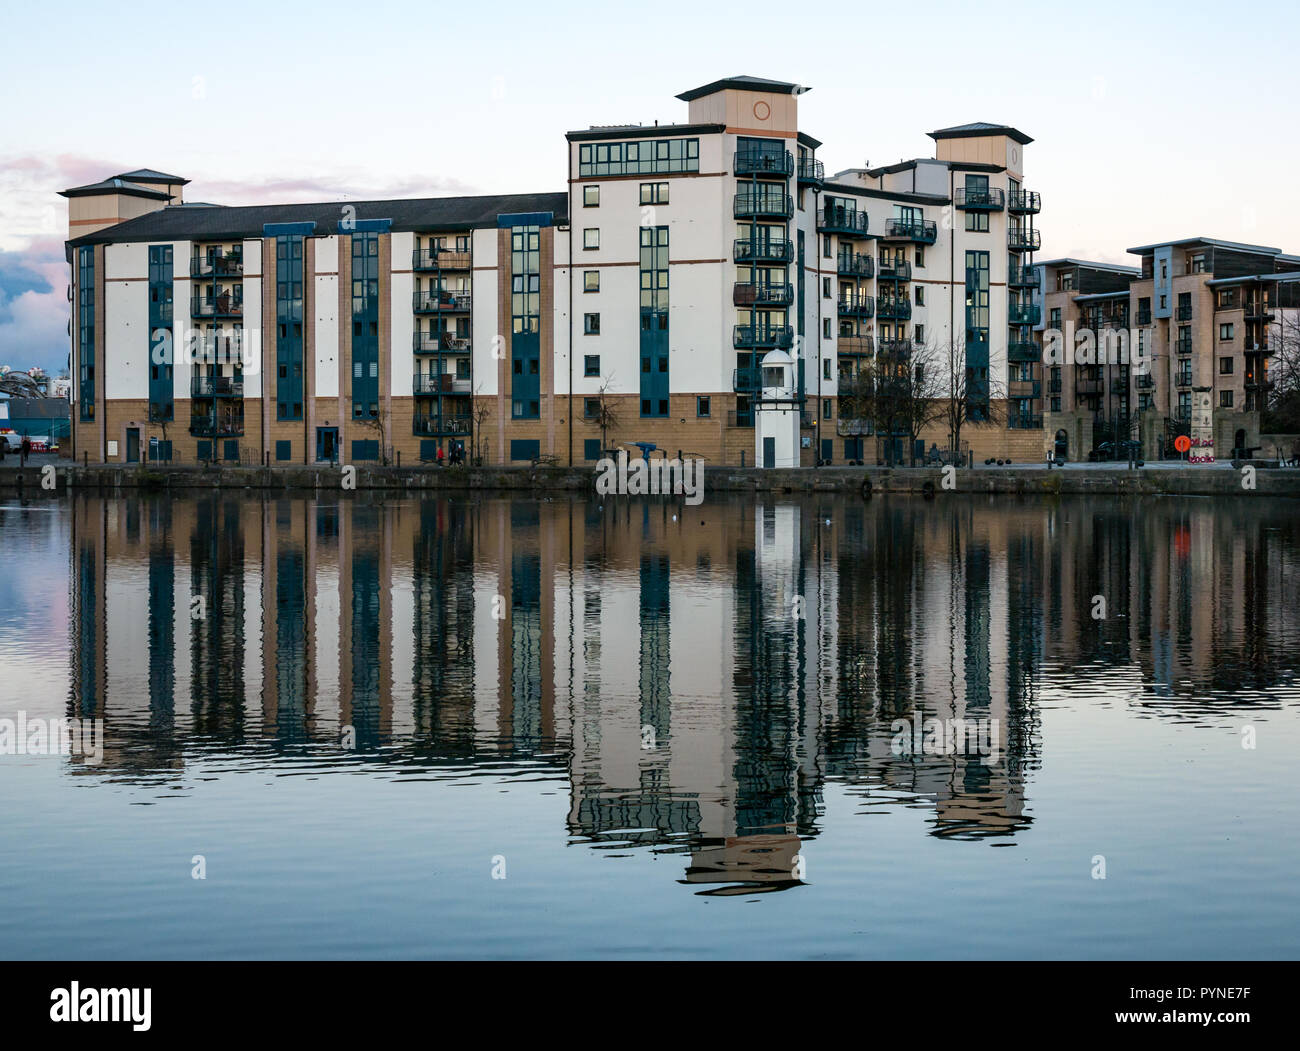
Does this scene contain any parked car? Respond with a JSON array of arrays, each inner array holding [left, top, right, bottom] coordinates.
[[0, 431, 22, 452], [1089, 440, 1141, 462]]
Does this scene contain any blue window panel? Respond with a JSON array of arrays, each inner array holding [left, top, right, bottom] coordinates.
[[223, 440, 239, 461], [275, 440, 292, 462], [196, 440, 212, 461], [351, 439, 379, 461], [584, 438, 602, 461], [419, 440, 438, 462], [510, 439, 540, 461]]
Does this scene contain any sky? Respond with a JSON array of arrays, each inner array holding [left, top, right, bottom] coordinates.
[[3, 0, 1298, 377]]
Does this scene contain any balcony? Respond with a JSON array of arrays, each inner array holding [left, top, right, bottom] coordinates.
[[797, 156, 825, 184], [413, 290, 472, 314], [1176, 303, 1193, 321], [878, 338, 913, 358], [413, 372, 472, 395], [1008, 341, 1041, 362], [732, 367, 762, 393], [837, 294, 874, 318], [876, 298, 912, 321], [1136, 374, 1155, 390], [190, 376, 244, 398], [734, 237, 794, 264], [1008, 190, 1042, 214], [190, 415, 244, 438], [1008, 414, 1043, 430], [413, 331, 471, 354], [733, 324, 793, 349], [1244, 302, 1276, 321], [837, 335, 874, 355], [1007, 228, 1042, 252], [953, 187, 1005, 211], [413, 248, 473, 271], [1175, 336, 1193, 355], [1137, 307, 1152, 325], [190, 254, 244, 278], [735, 190, 794, 220], [1244, 373, 1272, 390], [883, 218, 937, 244], [878, 258, 912, 282], [413, 413, 472, 437], [1009, 380, 1042, 399], [1075, 377, 1103, 395], [191, 294, 243, 319], [1008, 303, 1041, 325], [734, 149, 793, 178], [819, 203, 870, 238], [1008, 265, 1038, 288], [838, 252, 875, 278], [734, 281, 795, 307]]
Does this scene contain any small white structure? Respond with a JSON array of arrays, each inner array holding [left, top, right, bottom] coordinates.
[[754, 349, 800, 469]]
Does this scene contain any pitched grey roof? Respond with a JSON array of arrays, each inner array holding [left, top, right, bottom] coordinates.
[[115, 169, 189, 185], [67, 190, 570, 247], [1037, 257, 1141, 274], [1126, 236, 1280, 255], [58, 177, 172, 200], [676, 75, 809, 101], [928, 122, 1033, 146]]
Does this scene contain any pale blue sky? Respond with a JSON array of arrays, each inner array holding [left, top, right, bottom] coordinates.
[[3, 0, 1299, 374]]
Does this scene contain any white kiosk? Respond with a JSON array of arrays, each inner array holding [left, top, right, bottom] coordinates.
[[754, 349, 800, 469]]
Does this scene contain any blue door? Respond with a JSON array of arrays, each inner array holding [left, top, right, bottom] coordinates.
[[316, 427, 339, 463]]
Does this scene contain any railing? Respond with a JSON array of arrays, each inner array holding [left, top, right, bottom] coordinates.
[[878, 339, 913, 358], [1008, 228, 1042, 252], [953, 187, 1005, 210], [734, 282, 795, 307], [1175, 336, 1193, 354], [190, 416, 244, 438], [1176, 303, 1193, 320], [836, 418, 873, 437], [190, 376, 244, 397], [190, 254, 244, 278], [733, 238, 794, 263], [1008, 190, 1042, 214], [837, 335, 874, 355], [837, 294, 874, 317], [413, 290, 472, 313], [413, 413, 472, 436], [1244, 302, 1275, 320], [734, 149, 793, 177], [1008, 303, 1041, 325], [797, 157, 825, 183], [734, 190, 794, 219], [876, 298, 912, 320], [1008, 341, 1040, 362], [1135, 374, 1155, 389], [1137, 307, 1152, 325], [1009, 380, 1042, 399], [1075, 378, 1103, 395], [1244, 374, 1272, 389], [1008, 265, 1038, 287], [733, 324, 793, 348], [819, 203, 870, 237], [884, 218, 937, 243], [878, 258, 912, 281], [412, 248, 472, 271], [1008, 414, 1043, 430], [191, 295, 243, 319], [413, 332, 471, 353], [413, 372, 472, 395], [838, 252, 875, 278]]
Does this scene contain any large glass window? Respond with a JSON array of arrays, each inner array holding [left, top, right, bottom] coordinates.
[[578, 138, 699, 177]]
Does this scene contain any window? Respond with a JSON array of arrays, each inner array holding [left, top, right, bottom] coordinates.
[[1220, 390, 1233, 408], [584, 397, 600, 419], [914, 247, 925, 268], [823, 358, 832, 380], [823, 235, 832, 258], [584, 354, 600, 376], [696, 396, 710, 417], [583, 185, 599, 207], [915, 286, 924, 306], [1160, 295, 1168, 309], [584, 438, 602, 460], [823, 318, 833, 339], [1050, 307, 1061, 328], [1161, 261, 1168, 280], [276, 440, 292, 462], [822, 277, 832, 299], [578, 137, 699, 177], [1190, 253, 1207, 274], [914, 324, 924, 342], [640, 182, 669, 205], [1220, 357, 1234, 375], [584, 270, 600, 292], [822, 399, 832, 419], [584, 313, 600, 335], [1051, 397, 1061, 412], [583, 228, 600, 250], [964, 211, 989, 232], [1219, 323, 1234, 341]]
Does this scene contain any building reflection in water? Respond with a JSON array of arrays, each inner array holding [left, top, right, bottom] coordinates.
[[65, 492, 1300, 891]]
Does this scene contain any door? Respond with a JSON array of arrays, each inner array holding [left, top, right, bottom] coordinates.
[[316, 427, 339, 463], [125, 428, 140, 463], [763, 436, 775, 469]]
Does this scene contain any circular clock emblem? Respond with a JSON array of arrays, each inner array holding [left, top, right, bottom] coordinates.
[[753, 100, 770, 121], [1010, 146, 1020, 166]]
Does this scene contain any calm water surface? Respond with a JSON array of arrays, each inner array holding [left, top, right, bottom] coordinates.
[[1, 491, 1298, 959]]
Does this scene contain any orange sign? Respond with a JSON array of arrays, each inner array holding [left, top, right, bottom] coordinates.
[[1174, 435, 1191, 454]]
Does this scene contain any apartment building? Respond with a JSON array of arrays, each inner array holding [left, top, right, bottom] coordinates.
[[62, 76, 1044, 468], [1035, 238, 1298, 460]]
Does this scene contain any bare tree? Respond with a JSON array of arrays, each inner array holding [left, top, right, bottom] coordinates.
[[943, 335, 1007, 464], [594, 375, 620, 455], [356, 405, 391, 465], [469, 384, 492, 465]]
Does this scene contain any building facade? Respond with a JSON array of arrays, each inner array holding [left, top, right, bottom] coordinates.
[[64, 77, 1047, 468]]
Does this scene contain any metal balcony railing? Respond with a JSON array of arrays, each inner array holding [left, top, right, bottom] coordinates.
[[884, 218, 937, 243], [413, 413, 472, 436], [953, 187, 1006, 210], [1176, 303, 1193, 320], [819, 203, 870, 238], [1008, 265, 1038, 288], [1175, 336, 1193, 354], [1008, 341, 1041, 362], [413, 372, 472, 395], [1008, 190, 1042, 214], [733, 367, 762, 393], [190, 376, 244, 397], [878, 258, 911, 281], [838, 252, 875, 278], [1008, 228, 1042, 252], [1137, 307, 1152, 325], [837, 294, 875, 317], [878, 338, 913, 358], [734, 282, 795, 307], [413, 249, 473, 271], [733, 237, 794, 263], [1136, 374, 1155, 390], [734, 149, 793, 178], [191, 295, 243, 319], [734, 190, 794, 219], [733, 324, 793, 349], [876, 298, 912, 320], [1008, 414, 1043, 430], [797, 156, 825, 183], [1075, 378, 1104, 395], [413, 290, 472, 313], [189, 415, 244, 438], [413, 332, 471, 353], [190, 254, 244, 278]]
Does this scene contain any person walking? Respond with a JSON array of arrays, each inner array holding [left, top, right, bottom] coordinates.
[[20, 434, 31, 467]]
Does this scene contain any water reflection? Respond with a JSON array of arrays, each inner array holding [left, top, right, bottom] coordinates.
[[61, 492, 1300, 892]]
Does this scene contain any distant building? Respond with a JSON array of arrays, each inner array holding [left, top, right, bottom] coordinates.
[[0, 397, 71, 442]]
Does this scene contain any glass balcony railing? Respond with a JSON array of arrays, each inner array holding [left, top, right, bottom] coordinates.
[[878, 258, 912, 281], [1008, 228, 1042, 252], [837, 335, 874, 355], [1008, 190, 1042, 214], [1008, 341, 1041, 362], [1008, 413, 1043, 430], [734, 191, 794, 219], [837, 252, 874, 278], [413, 290, 472, 313], [413, 248, 473, 271], [733, 237, 794, 263], [734, 282, 794, 307], [734, 149, 793, 178], [953, 187, 1006, 210], [733, 324, 793, 349], [819, 204, 870, 238], [876, 299, 912, 320], [837, 295, 874, 318], [413, 413, 472, 436], [884, 218, 937, 243], [1008, 303, 1041, 325], [190, 376, 244, 398]]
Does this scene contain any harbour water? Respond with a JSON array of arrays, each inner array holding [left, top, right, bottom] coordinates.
[[1, 492, 1298, 959]]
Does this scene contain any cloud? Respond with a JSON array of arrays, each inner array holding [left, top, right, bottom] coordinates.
[[0, 237, 69, 377]]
